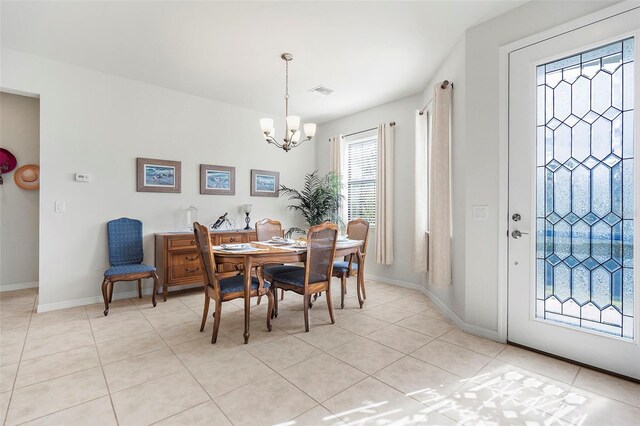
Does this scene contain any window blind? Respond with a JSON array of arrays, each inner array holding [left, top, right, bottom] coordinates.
[[346, 137, 377, 227]]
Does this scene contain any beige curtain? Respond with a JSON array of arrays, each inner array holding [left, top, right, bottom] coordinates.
[[329, 134, 343, 174], [428, 83, 452, 287], [414, 110, 429, 273], [375, 123, 394, 265]]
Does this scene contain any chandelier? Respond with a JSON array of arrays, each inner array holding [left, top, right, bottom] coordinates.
[[260, 53, 316, 152]]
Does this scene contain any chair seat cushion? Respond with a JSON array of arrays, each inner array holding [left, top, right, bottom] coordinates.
[[104, 263, 156, 277], [263, 265, 304, 278], [273, 270, 327, 287], [332, 261, 358, 274], [219, 275, 269, 294]]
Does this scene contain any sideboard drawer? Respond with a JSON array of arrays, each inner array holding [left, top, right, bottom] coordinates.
[[219, 234, 247, 244], [169, 252, 200, 266], [169, 238, 197, 249], [170, 264, 202, 281]]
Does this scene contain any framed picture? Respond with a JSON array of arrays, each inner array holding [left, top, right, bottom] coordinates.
[[250, 169, 279, 197], [200, 164, 235, 195], [136, 158, 181, 193]]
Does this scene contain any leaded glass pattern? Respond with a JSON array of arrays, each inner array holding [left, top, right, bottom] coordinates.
[[536, 38, 635, 339]]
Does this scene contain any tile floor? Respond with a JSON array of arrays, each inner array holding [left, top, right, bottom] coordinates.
[[1, 281, 639, 425]]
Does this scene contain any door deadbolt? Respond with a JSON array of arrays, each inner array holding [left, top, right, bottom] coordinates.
[[512, 213, 522, 222], [511, 230, 529, 239]]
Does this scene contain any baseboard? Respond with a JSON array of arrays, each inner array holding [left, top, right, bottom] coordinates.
[[37, 287, 155, 313], [0, 281, 39, 292], [365, 274, 499, 342]]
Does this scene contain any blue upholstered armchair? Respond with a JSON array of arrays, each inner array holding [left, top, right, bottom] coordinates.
[[101, 218, 159, 316]]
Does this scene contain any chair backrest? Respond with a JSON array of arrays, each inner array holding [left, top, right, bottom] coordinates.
[[193, 222, 220, 295], [347, 218, 370, 255], [255, 218, 284, 241], [305, 222, 338, 285], [107, 218, 144, 266]]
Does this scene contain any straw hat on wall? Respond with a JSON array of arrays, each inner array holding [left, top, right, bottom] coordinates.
[[13, 164, 40, 190]]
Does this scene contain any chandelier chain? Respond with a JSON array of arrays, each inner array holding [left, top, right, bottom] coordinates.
[[284, 58, 289, 117]]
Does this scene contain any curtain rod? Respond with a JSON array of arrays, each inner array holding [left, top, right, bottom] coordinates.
[[329, 122, 396, 141], [419, 80, 453, 115]]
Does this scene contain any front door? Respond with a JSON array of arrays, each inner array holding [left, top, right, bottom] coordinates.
[[508, 8, 640, 379]]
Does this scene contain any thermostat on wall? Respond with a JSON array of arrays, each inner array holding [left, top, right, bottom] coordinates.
[[75, 173, 90, 182]]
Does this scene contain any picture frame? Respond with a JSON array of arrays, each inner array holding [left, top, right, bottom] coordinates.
[[136, 157, 181, 193], [200, 164, 236, 195], [250, 169, 279, 197]]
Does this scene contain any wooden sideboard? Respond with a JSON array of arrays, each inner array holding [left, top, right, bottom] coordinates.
[[154, 230, 257, 296]]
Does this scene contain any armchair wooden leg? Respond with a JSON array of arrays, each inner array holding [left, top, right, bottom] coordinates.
[[341, 276, 346, 309], [108, 281, 114, 303], [137, 279, 142, 299], [212, 300, 222, 344], [266, 289, 274, 332], [280, 289, 285, 300], [273, 287, 279, 318], [200, 295, 210, 332], [101, 278, 111, 316], [303, 294, 310, 332], [151, 272, 159, 307], [163, 281, 168, 302], [325, 286, 336, 324], [360, 273, 366, 299]]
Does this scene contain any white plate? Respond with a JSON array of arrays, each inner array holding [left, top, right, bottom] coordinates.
[[221, 243, 251, 250]]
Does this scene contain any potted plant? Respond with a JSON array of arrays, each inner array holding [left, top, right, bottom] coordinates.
[[279, 170, 344, 237]]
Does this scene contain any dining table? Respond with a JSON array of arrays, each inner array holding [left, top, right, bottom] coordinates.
[[212, 239, 365, 343]]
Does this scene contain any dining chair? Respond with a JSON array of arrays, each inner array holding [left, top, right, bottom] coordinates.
[[268, 222, 338, 332], [101, 217, 159, 316], [332, 218, 369, 308], [255, 218, 302, 302], [193, 222, 273, 343]]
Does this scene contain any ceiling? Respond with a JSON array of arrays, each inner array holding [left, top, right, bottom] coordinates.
[[1, 1, 525, 123]]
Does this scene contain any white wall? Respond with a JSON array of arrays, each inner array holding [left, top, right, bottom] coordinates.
[[1, 49, 315, 311], [0, 92, 40, 289], [315, 94, 423, 285]]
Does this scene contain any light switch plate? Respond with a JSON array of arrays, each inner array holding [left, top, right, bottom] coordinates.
[[54, 201, 65, 213], [472, 205, 489, 221]]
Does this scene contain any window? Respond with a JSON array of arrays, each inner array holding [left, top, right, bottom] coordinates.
[[343, 133, 377, 227]]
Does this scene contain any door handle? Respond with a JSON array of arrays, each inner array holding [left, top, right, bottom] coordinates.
[[511, 230, 529, 239], [512, 213, 522, 222]]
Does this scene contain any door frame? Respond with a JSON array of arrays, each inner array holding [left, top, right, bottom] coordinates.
[[497, 0, 640, 343]]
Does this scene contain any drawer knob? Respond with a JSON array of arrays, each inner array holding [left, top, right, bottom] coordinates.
[[185, 255, 199, 261], [185, 267, 200, 273], [229, 237, 236, 242], [190, 240, 196, 245]]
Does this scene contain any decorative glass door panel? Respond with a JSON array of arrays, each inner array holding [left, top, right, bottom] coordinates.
[[535, 38, 635, 339]]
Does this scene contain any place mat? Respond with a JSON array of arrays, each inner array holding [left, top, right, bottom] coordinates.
[[212, 246, 266, 253]]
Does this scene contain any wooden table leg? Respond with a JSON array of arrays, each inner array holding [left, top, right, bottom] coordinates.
[[356, 252, 364, 308], [243, 256, 252, 344]]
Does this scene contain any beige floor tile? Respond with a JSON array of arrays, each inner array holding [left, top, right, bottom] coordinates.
[[28, 307, 87, 328], [280, 353, 367, 402], [553, 386, 640, 425], [467, 359, 571, 413], [362, 288, 408, 303], [103, 348, 186, 393], [0, 363, 18, 392], [26, 318, 91, 340], [286, 405, 346, 426], [142, 305, 200, 330], [171, 335, 243, 369], [158, 320, 212, 347], [1, 314, 31, 334], [323, 376, 452, 425], [15, 346, 100, 389], [374, 356, 465, 406], [154, 400, 231, 426], [0, 342, 23, 367], [97, 330, 167, 365], [396, 314, 454, 338], [434, 380, 567, 425], [366, 324, 434, 354], [0, 289, 37, 305], [85, 298, 136, 318], [90, 311, 154, 343], [1, 329, 28, 349], [21, 328, 94, 361], [362, 304, 416, 323], [270, 310, 329, 334], [0, 391, 10, 425], [21, 396, 117, 426], [246, 335, 321, 371], [5, 367, 108, 425], [573, 367, 640, 408], [422, 307, 447, 321], [223, 322, 288, 345], [385, 295, 435, 313], [496, 345, 580, 384], [438, 328, 506, 357], [214, 374, 316, 426], [411, 340, 491, 378], [329, 337, 404, 375], [187, 350, 273, 398], [294, 322, 359, 351], [111, 370, 209, 425], [0, 303, 35, 319], [333, 312, 389, 336]]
